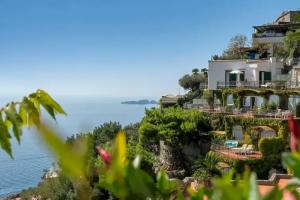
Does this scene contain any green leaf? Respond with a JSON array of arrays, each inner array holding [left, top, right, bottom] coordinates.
[[0, 113, 12, 158], [36, 123, 86, 178], [282, 152, 300, 178], [4, 103, 23, 143], [262, 187, 282, 200], [248, 173, 260, 200], [36, 89, 66, 119], [22, 97, 40, 126], [19, 104, 27, 126]]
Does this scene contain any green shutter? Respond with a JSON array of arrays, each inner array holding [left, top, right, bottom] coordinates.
[[229, 74, 237, 81], [240, 71, 245, 81], [264, 72, 271, 81]]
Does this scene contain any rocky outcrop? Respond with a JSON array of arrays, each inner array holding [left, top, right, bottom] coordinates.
[[154, 139, 211, 179]]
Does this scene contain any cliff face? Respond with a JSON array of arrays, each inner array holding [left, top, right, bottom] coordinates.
[[154, 139, 211, 179]]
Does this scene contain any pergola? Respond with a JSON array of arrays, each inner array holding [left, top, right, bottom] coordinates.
[[214, 88, 300, 110]]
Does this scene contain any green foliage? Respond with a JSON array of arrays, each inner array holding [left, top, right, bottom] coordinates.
[[20, 173, 76, 200], [267, 102, 278, 112], [211, 172, 261, 200], [273, 43, 289, 59], [178, 69, 207, 92], [223, 115, 289, 140], [93, 121, 122, 145], [123, 122, 140, 142], [214, 34, 249, 60], [234, 156, 283, 179], [258, 137, 286, 157], [0, 89, 66, 158], [139, 107, 211, 149], [176, 89, 203, 107], [6, 90, 300, 200], [99, 132, 177, 200], [192, 154, 221, 180], [203, 89, 214, 108], [284, 30, 300, 58], [244, 129, 260, 149]]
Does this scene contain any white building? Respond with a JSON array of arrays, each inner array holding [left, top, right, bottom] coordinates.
[[253, 10, 300, 55], [208, 57, 285, 90]]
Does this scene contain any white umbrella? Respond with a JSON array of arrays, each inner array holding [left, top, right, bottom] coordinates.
[[230, 70, 242, 74]]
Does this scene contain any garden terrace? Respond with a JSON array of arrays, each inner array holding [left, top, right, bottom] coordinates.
[[216, 81, 300, 89], [199, 108, 293, 120], [212, 146, 262, 160], [213, 88, 300, 111]]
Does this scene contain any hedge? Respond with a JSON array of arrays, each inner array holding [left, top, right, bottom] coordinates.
[[258, 137, 286, 157]]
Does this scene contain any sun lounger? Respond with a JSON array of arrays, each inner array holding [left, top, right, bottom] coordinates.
[[245, 144, 254, 155], [232, 144, 247, 154]]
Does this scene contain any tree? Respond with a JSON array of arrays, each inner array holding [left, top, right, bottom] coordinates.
[[179, 69, 207, 91], [253, 43, 271, 58], [273, 43, 289, 60], [221, 34, 249, 59], [93, 121, 122, 145], [201, 68, 208, 79], [285, 30, 300, 59]]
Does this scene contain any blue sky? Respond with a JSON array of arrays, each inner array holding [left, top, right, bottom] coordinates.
[[0, 0, 299, 98]]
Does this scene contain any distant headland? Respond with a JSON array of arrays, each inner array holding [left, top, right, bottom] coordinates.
[[121, 99, 158, 105]]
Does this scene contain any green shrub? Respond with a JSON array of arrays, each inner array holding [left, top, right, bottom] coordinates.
[[203, 89, 214, 108], [243, 129, 260, 149], [20, 173, 76, 200], [93, 121, 122, 145], [258, 137, 286, 157], [139, 107, 211, 149], [267, 102, 277, 112], [234, 156, 283, 179]]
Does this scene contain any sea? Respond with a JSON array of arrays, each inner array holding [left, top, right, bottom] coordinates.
[[0, 95, 156, 197]]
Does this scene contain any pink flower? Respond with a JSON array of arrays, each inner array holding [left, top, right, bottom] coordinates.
[[96, 146, 111, 165], [283, 190, 297, 200], [288, 115, 300, 152]]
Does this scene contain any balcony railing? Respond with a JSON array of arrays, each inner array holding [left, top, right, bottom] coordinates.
[[217, 81, 300, 89], [252, 33, 284, 38]]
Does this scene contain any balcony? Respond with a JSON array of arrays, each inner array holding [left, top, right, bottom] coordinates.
[[252, 32, 284, 38], [216, 81, 300, 89]]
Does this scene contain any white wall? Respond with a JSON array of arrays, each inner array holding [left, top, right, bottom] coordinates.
[[208, 58, 284, 90], [208, 60, 247, 89]]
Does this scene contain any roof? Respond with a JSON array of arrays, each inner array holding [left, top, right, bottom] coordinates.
[[254, 10, 300, 32], [253, 23, 300, 33], [160, 95, 181, 104], [209, 58, 269, 63]]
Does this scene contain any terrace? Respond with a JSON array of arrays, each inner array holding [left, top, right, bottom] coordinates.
[[199, 107, 291, 119], [216, 81, 300, 89], [198, 87, 300, 119], [211, 142, 262, 160]]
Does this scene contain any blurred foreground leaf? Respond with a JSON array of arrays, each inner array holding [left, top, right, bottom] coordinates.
[[36, 124, 86, 179]]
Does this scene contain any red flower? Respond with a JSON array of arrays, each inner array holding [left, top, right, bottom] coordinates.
[[288, 115, 300, 152], [96, 146, 111, 165]]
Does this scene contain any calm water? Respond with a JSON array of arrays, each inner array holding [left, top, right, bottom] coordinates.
[[0, 96, 155, 197]]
